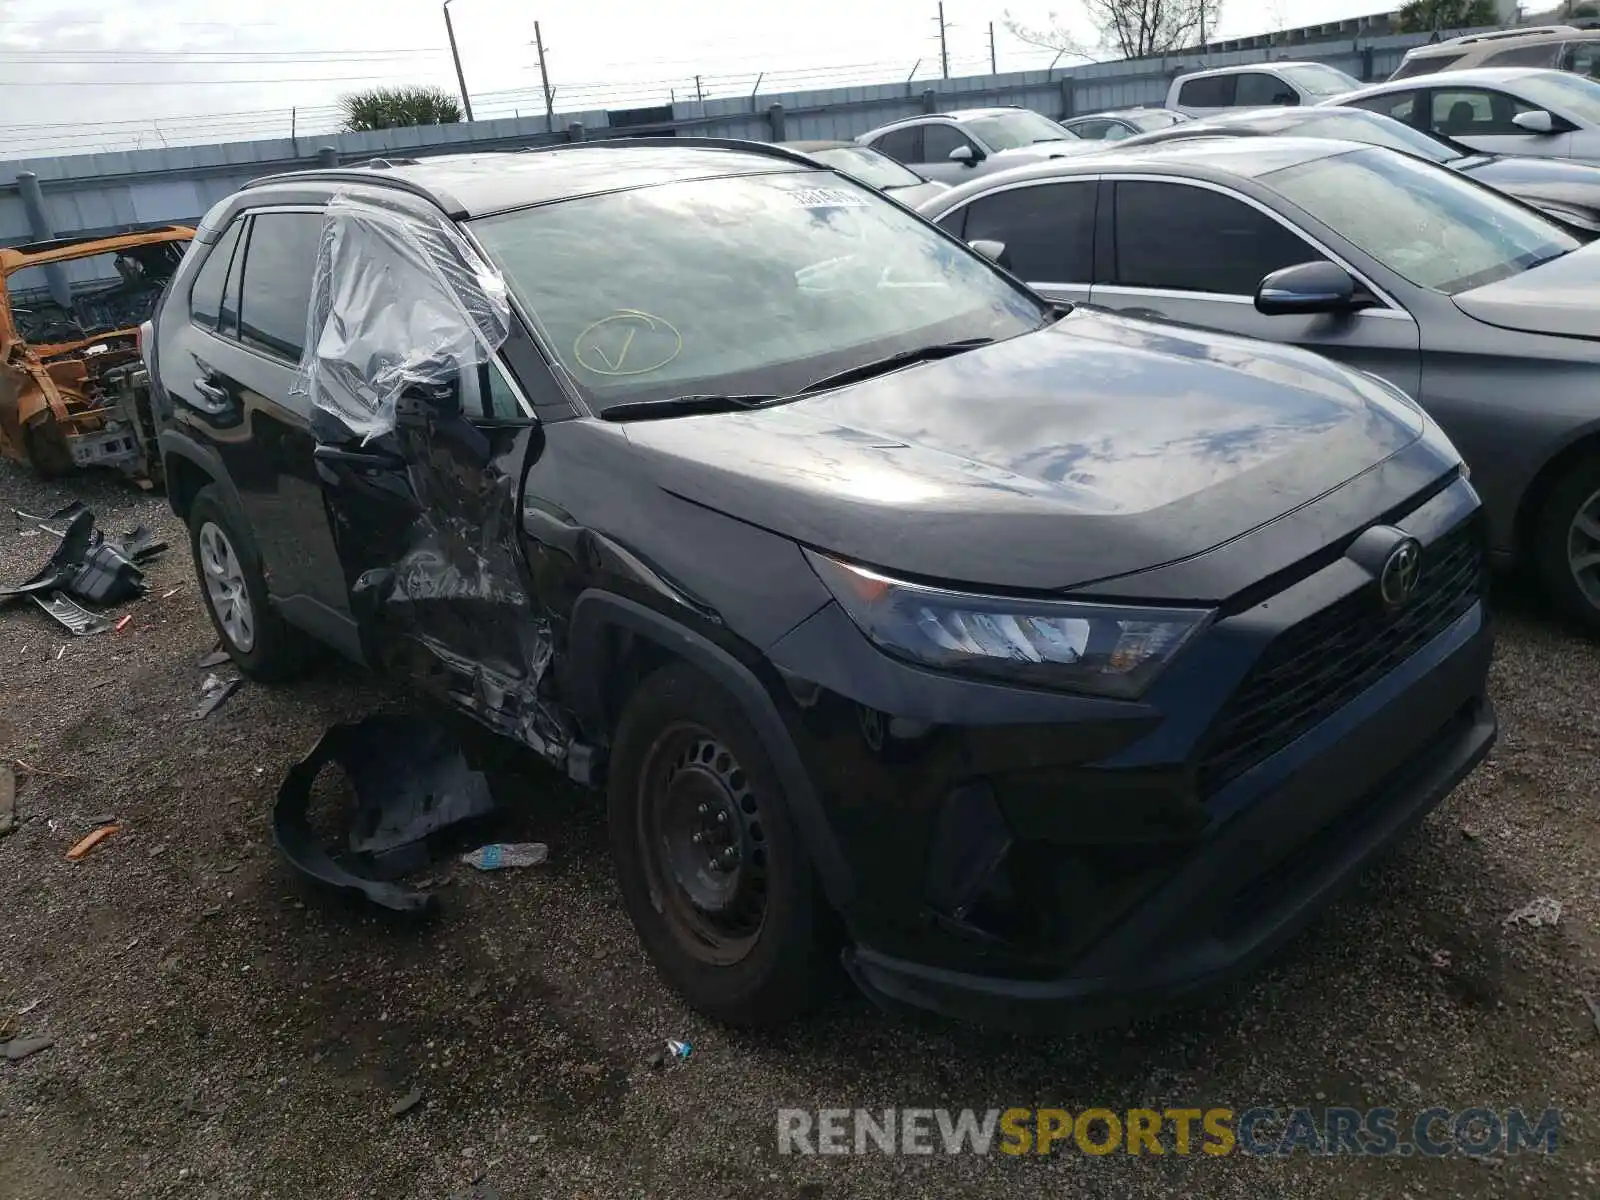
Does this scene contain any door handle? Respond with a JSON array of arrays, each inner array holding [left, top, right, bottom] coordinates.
[[194, 378, 228, 403], [313, 444, 406, 472]]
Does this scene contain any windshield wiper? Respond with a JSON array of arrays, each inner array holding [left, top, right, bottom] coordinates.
[[597, 393, 781, 422], [796, 338, 994, 395]]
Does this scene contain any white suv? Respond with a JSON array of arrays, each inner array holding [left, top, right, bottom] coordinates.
[[1167, 62, 1363, 117]]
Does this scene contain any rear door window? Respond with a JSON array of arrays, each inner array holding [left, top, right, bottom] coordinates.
[[1346, 89, 1420, 124], [959, 181, 1097, 283], [1178, 75, 1235, 107], [236, 211, 324, 361], [189, 219, 244, 333], [870, 126, 923, 165], [1069, 119, 1118, 139], [1484, 43, 1560, 67], [1111, 180, 1323, 295]]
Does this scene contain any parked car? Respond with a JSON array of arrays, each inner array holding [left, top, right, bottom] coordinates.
[[918, 138, 1600, 627], [1389, 24, 1600, 81], [150, 138, 1495, 1032], [1168, 61, 1362, 117], [778, 139, 949, 207], [1059, 107, 1189, 140], [1331, 67, 1600, 160], [856, 106, 1087, 182], [1115, 104, 1600, 230]]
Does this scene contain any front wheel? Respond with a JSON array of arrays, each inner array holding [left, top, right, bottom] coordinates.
[[606, 662, 832, 1027], [1533, 456, 1600, 634]]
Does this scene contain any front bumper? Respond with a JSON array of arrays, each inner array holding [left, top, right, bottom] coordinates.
[[844, 683, 1494, 1034], [766, 476, 1495, 1031]]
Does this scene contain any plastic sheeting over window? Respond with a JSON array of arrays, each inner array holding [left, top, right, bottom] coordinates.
[[293, 192, 511, 440]]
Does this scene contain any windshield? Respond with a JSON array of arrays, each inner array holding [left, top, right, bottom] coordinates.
[[1514, 71, 1600, 124], [1278, 63, 1362, 99], [470, 171, 1046, 413], [1277, 111, 1462, 163], [1266, 146, 1579, 294], [808, 145, 926, 190], [965, 110, 1078, 149]]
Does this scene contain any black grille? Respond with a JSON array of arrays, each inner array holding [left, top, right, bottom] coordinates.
[[1197, 520, 1484, 796]]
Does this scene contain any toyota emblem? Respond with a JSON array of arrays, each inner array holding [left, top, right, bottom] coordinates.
[[1379, 538, 1423, 608]]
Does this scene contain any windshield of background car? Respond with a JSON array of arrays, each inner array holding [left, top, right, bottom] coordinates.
[[1513, 71, 1600, 124], [1278, 63, 1363, 99], [1265, 146, 1579, 293], [965, 110, 1078, 149], [809, 146, 926, 189], [469, 171, 1046, 411], [1281, 111, 1461, 162]]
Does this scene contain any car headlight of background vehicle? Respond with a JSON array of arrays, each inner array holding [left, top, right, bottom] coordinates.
[[805, 551, 1211, 699]]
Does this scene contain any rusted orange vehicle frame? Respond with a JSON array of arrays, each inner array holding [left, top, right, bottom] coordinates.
[[0, 225, 194, 477]]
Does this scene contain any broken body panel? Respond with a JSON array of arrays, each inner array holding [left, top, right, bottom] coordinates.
[[0, 226, 194, 481]]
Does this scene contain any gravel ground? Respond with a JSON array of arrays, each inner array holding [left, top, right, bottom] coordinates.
[[0, 458, 1597, 1200]]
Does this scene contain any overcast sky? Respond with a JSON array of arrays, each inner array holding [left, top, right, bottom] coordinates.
[[0, 0, 1397, 159]]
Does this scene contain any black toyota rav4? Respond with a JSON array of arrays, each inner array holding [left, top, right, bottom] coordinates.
[[147, 139, 1495, 1032]]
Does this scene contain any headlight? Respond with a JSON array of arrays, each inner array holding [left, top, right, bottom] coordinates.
[[805, 551, 1211, 699]]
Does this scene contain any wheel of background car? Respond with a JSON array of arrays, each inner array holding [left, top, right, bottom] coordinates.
[[606, 661, 833, 1026], [1532, 455, 1600, 633], [187, 484, 317, 681]]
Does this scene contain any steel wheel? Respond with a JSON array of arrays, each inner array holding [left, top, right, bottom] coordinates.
[[636, 722, 769, 967], [197, 520, 255, 653], [1568, 485, 1600, 613]]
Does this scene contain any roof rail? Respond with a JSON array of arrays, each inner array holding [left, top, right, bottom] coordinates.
[[519, 135, 825, 170], [238, 166, 465, 215], [1439, 23, 1578, 45]]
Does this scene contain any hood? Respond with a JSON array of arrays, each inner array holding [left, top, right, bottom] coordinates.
[[1453, 239, 1600, 340], [621, 309, 1426, 592], [883, 180, 950, 209], [1460, 154, 1600, 215], [989, 141, 1096, 166]]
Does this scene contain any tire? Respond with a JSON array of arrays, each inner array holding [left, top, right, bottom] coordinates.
[[607, 661, 832, 1027], [188, 484, 316, 681], [1532, 455, 1600, 635]]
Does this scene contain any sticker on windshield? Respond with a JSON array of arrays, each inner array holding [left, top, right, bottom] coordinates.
[[787, 186, 870, 209]]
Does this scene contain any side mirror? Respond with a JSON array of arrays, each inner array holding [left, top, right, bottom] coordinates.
[[948, 144, 982, 165], [1255, 261, 1360, 315], [1512, 109, 1556, 134], [968, 239, 1011, 268]]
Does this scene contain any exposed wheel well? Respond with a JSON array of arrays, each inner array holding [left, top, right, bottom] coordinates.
[[1515, 432, 1600, 565], [591, 625, 675, 739], [164, 453, 214, 522]]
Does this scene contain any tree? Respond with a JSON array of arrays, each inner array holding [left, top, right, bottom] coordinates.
[[1004, 0, 1223, 60], [340, 85, 463, 132], [1393, 0, 1497, 33]]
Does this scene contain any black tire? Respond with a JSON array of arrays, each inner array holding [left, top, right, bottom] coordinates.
[[607, 661, 832, 1027], [187, 484, 316, 681], [1532, 455, 1600, 635]]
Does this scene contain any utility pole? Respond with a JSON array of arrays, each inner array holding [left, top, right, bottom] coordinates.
[[695, 74, 704, 101], [935, 3, 950, 78], [443, 0, 475, 122], [534, 20, 554, 131], [988, 20, 997, 72]]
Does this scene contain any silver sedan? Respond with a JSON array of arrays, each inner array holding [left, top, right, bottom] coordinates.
[[917, 137, 1600, 628]]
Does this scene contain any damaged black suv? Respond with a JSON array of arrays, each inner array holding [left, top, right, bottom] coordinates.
[[147, 139, 1496, 1031]]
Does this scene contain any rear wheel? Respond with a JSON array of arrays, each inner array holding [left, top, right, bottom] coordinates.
[[607, 662, 831, 1026], [188, 484, 316, 681], [1534, 456, 1600, 635]]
